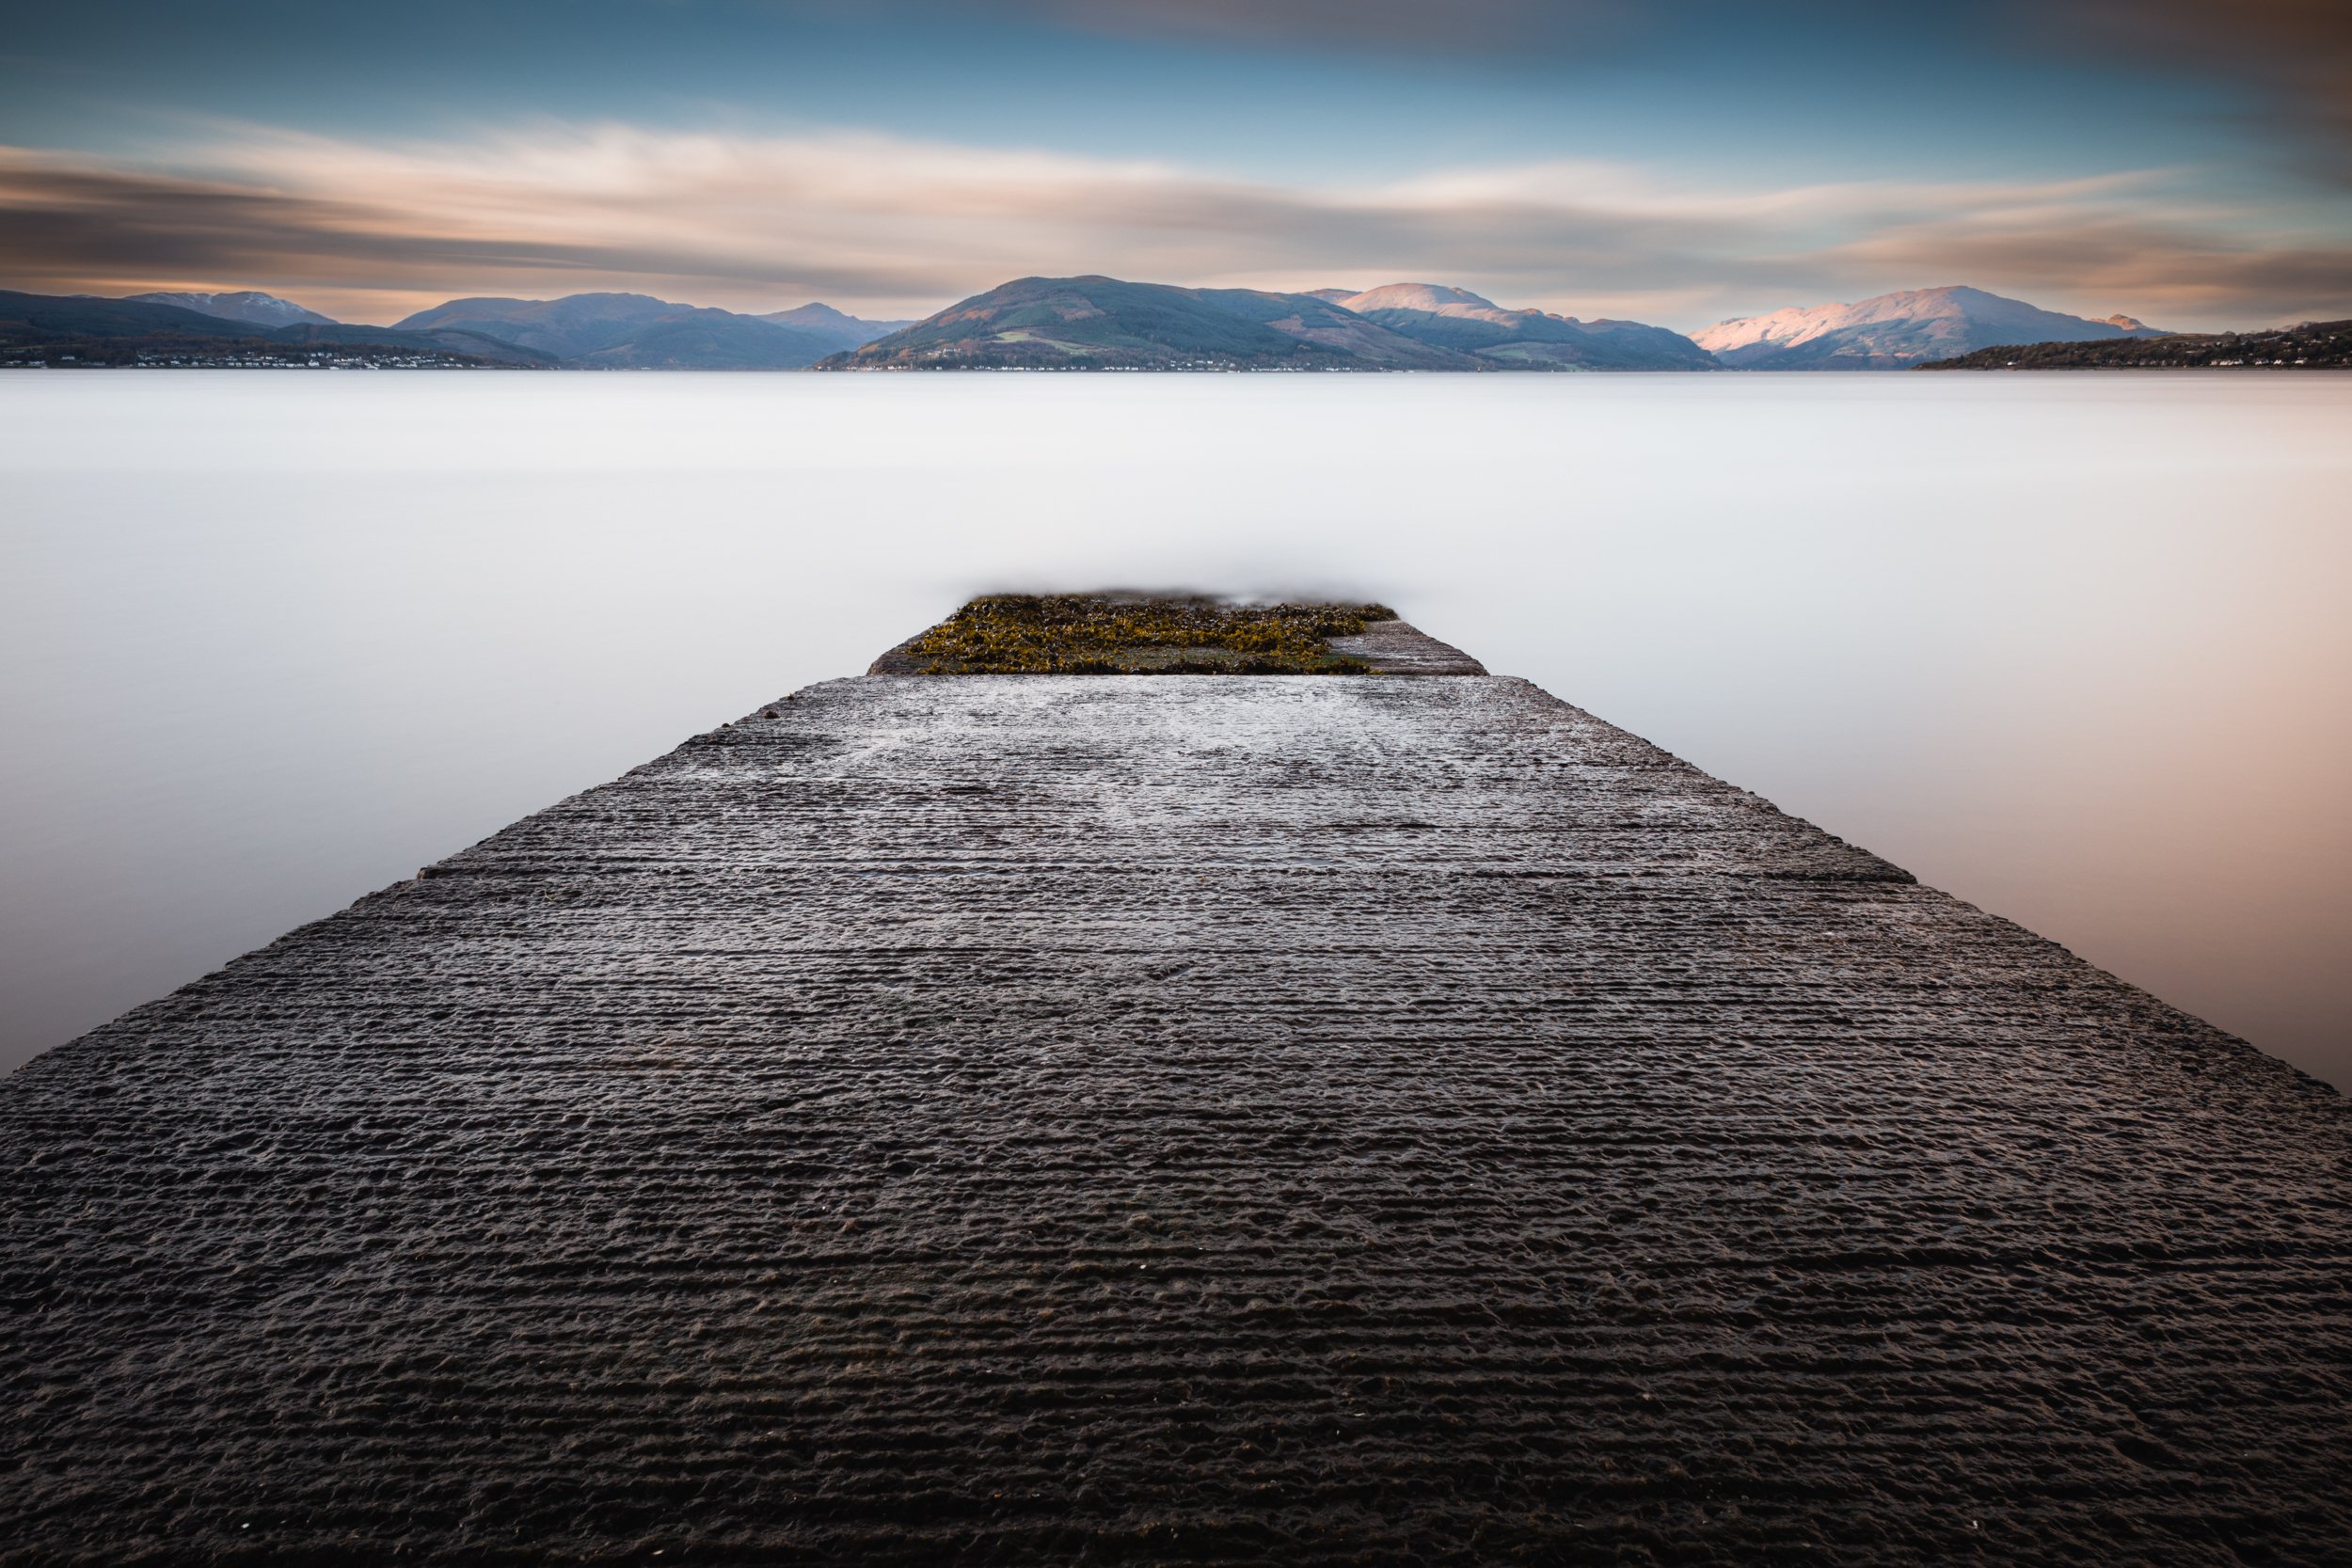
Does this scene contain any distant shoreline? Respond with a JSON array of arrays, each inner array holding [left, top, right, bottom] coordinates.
[[10, 360, 2348, 374], [29, 278, 2328, 374], [12, 363, 2351, 375]]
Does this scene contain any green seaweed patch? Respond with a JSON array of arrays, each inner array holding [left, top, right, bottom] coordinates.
[[905, 595, 1396, 674]]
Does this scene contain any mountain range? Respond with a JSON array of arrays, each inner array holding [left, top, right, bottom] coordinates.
[[816, 276, 1474, 370], [390, 293, 908, 369], [0, 291, 556, 366], [5, 280, 2202, 371], [818, 277, 1720, 371], [1327, 283, 1720, 371], [1692, 286, 2171, 370], [19, 289, 911, 369]]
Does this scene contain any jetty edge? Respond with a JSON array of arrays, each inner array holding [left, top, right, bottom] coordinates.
[[3, 595, 2347, 1566]]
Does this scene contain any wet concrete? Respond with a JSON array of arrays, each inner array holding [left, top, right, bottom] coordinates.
[[1321, 620, 1485, 674], [4, 665, 2349, 1565]]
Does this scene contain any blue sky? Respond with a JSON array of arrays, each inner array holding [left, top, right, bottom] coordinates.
[[2, 0, 2345, 328]]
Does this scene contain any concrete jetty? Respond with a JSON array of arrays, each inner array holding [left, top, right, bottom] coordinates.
[[5, 609, 2349, 1565]]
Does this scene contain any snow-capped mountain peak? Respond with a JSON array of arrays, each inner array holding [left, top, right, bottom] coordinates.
[[126, 290, 338, 328], [1691, 285, 2171, 369]]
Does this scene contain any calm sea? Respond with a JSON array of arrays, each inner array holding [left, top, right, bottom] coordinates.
[[4, 371, 2347, 1089]]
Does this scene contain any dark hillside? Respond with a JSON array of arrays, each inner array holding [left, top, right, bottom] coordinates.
[[1920, 319, 2352, 369]]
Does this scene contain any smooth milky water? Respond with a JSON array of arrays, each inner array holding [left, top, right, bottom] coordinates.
[[3, 372, 2347, 1090]]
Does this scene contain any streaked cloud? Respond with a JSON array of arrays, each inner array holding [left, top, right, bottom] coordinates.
[[2, 126, 2344, 329], [1002, 0, 1633, 53], [993, 0, 2351, 175], [2040, 0, 2352, 174]]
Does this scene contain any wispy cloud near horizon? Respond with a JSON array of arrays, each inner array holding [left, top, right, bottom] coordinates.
[[3, 125, 2344, 331]]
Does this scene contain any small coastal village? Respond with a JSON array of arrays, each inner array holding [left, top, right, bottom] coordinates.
[[0, 346, 506, 371]]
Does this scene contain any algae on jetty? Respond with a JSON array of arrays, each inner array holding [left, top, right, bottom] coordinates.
[[897, 594, 1394, 674]]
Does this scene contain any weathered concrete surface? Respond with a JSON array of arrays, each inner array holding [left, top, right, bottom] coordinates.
[[4, 673, 2349, 1566], [1321, 620, 1485, 674]]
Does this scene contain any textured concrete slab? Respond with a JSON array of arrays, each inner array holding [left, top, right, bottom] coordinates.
[[4, 673, 2349, 1566], [1322, 619, 1485, 674]]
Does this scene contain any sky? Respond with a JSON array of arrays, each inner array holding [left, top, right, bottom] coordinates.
[[1, 0, 2347, 331]]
